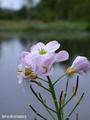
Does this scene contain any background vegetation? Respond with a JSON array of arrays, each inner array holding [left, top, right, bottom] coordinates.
[[0, 0, 89, 39], [0, 0, 89, 21]]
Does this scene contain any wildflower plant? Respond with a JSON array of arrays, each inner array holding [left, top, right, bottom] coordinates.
[[18, 41, 90, 120]]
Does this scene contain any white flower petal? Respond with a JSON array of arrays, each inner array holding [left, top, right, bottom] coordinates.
[[72, 56, 87, 67], [71, 56, 90, 72], [44, 41, 60, 52], [35, 53, 54, 75], [55, 50, 69, 62], [19, 51, 29, 64], [31, 42, 45, 52]]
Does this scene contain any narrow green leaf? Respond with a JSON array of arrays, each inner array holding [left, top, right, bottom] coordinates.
[[30, 105, 47, 120], [68, 93, 84, 117]]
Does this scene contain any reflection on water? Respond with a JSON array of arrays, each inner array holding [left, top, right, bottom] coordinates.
[[0, 37, 90, 120]]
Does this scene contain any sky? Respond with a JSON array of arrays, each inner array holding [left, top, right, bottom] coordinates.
[[0, 0, 40, 10]]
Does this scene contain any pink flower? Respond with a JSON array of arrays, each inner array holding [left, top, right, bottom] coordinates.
[[66, 56, 90, 75], [26, 41, 69, 75], [31, 41, 60, 53], [18, 41, 69, 77], [30, 41, 69, 63], [17, 64, 37, 84]]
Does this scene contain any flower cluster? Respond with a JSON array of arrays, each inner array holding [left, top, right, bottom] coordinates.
[[18, 41, 69, 80], [18, 41, 90, 82]]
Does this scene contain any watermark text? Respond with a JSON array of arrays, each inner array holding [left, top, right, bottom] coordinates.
[[2, 114, 27, 119]]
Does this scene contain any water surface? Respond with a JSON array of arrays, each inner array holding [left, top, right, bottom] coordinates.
[[0, 37, 90, 120]]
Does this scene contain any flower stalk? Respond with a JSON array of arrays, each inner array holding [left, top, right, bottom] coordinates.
[[47, 76, 61, 120], [17, 41, 90, 120]]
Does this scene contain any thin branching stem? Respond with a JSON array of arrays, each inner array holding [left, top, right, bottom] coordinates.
[[62, 91, 75, 109], [76, 113, 78, 120], [68, 93, 84, 117], [31, 80, 51, 92], [38, 93, 56, 120], [30, 85, 56, 113], [30, 105, 47, 120], [59, 90, 64, 120], [38, 77, 48, 83], [53, 73, 66, 86], [62, 76, 79, 109]]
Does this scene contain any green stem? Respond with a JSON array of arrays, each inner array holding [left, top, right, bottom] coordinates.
[[65, 118, 70, 120], [61, 78, 69, 120], [43, 104, 57, 120], [68, 93, 84, 117], [30, 105, 47, 120], [62, 93, 75, 109], [61, 109, 64, 120], [38, 93, 56, 120], [59, 90, 64, 120], [53, 73, 66, 86], [47, 76, 61, 120], [38, 77, 48, 83], [31, 80, 51, 92], [62, 76, 79, 109], [64, 78, 69, 101], [30, 86, 56, 120], [76, 113, 78, 120], [34, 118, 37, 120]]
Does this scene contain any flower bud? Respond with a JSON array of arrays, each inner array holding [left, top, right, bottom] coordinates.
[[66, 56, 90, 75]]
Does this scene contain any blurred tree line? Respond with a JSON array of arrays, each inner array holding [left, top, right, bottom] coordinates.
[[0, 0, 89, 21]]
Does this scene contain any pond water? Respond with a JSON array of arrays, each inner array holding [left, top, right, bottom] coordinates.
[[0, 37, 90, 120]]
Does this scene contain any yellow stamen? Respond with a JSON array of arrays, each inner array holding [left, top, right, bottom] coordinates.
[[39, 48, 47, 55], [25, 68, 32, 76], [66, 67, 76, 75]]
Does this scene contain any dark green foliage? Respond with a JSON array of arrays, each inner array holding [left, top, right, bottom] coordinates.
[[30, 0, 90, 21], [0, 0, 89, 21]]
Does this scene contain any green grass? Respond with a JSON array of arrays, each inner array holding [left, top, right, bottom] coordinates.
[[0, 20, 89, 31], [0, 20, 90, 39]]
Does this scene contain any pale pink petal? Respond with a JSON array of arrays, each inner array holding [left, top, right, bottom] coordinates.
[[18, 64, 23, 71], [71, 56, 90, 73], [31, 42, 45, 52], [17, 64, 30, 82], [44, 41, 60, 52], [24, 53, 38, 65], [72, 56, 87, 66], [36, 65, 54, 76], [19, 52, 29, 64], [77, 62, 90, 71], [40, 53, 54, 65], [35, 53, 55, 75], [35, 65, 44, 75], [18, 74, 23, 84], [24, 52, 39, 71], [55, 50, 69, 62]]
